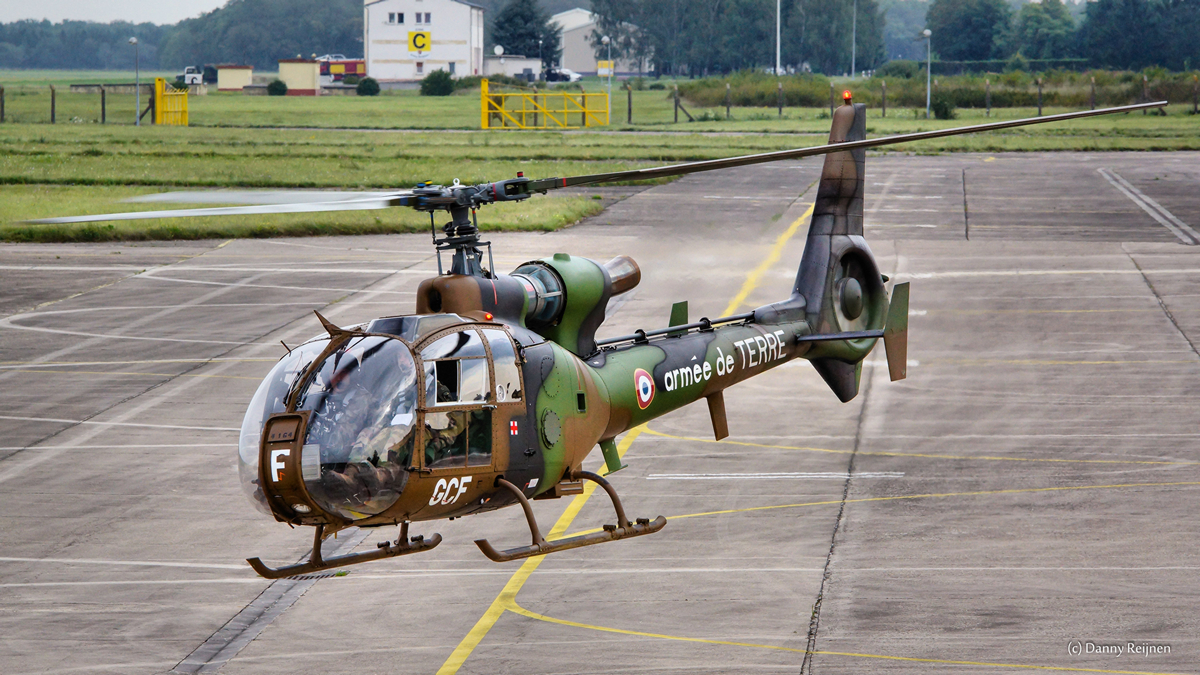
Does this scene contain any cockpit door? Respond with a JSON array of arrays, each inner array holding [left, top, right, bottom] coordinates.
[[417, 328, 495, 473]]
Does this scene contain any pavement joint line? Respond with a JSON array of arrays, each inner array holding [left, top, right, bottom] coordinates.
[[435, 197, 825, 675], [1124, 246, 1200, 364], [171, 529, 371, 674], [5, 369, 263, 380], [641, 427, 1200, 466], [502, 598, 1188, 675], [1099, 168, 1200, 244], [0, 556, 248, 570], [897, 268, 1200, 279]]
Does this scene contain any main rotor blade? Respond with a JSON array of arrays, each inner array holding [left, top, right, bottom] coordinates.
[[527, 101, 1167, 191], [27, 194, 411, 225], [124, 190, 398, 205]]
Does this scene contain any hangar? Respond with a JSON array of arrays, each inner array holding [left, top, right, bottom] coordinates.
[[364, 0, 485, 82]]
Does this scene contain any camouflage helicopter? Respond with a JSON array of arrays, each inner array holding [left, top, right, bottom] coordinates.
[[35, 96, 1164, 579]]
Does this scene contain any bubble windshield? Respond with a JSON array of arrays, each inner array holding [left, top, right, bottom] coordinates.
[[295, 336, 417, 520], [239, 338, 330, 515]]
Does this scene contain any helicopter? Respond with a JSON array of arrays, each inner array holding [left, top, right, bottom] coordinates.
[[34, 96, 1165, 579]]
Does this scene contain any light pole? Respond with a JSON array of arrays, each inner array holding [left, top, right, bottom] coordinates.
[[851, 0, 857, 77], [601, 35, 611, 120], [128, 37, 139, 126], [538, 38, 543, 79], [923, 29, 932, 119], [775, 0, 781, 76]]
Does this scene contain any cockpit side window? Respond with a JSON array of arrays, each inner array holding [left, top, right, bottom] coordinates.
[[482, 329, 522, 402], [417, 328, 494, 471]]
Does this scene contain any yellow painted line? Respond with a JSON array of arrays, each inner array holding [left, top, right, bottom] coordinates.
[[723, 203, 813, 314], [504, 599, 1186, 675], [642, 427, 1199, 466], [434, 426, 644, 675]]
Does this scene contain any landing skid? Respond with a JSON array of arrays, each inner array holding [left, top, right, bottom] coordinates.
[[247, 522, 441, 580], [475, 470, 666, 563]]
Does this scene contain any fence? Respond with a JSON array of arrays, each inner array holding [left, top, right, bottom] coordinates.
[[153, 78, 188, 126], [480, 79, 608, 129]]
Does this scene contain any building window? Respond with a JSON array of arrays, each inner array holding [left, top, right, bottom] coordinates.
[[448, 62, 455, 75], [416, 62, 424, 75], [398, 12, 404, 23], [388, 13, 394, 22]]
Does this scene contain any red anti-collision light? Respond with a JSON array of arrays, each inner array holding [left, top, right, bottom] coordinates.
[[517, 171, 524, 178], [484, 312, 494, 321], [843, 90, 853, 102]]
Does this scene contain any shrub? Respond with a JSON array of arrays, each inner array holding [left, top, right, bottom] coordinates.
[[266, 79, 287, 96], [877, 60, 920, 79], [342, 74, 360, 86], [648, 82, 666, 90], [356, 76, 381, 96], [420, 70, 454, 96], [931, 91, 957, 119]]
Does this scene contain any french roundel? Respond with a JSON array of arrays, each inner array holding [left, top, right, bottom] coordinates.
[[633, 368, 655, 409]]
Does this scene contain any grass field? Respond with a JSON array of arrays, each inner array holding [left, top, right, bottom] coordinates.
[[1, 69, 1197, 242]]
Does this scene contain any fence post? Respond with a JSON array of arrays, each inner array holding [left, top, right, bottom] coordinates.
[[1194, 74, 1198, 115], [777, 81, 783, 117], [0, 85, 5, 123], [101, 86, 106, 124], [1090, 76, 1096, 110], [50, 85, 56, 123], [1142, 74, 1148, 115], [1037, 78, 1043, 116], [985, 79, 991, 117], [881, 80, 886, 117], [829, 81, 835, 117], [627, 83, 632, 124], [673, 85, 679, 123], [725, 82, 731, 120]]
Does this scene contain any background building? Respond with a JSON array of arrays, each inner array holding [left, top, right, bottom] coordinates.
[[550, 8, 640, 76], [364, 0, 485, 82]]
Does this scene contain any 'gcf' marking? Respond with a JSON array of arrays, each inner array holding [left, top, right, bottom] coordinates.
[[733, 330, 787, 369], [430, 476, 472, 506], [634, 368, 655, 409]]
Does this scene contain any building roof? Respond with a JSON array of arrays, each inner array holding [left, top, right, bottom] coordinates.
[[550, 8, 594, 32], [365, 0, 484, 8]]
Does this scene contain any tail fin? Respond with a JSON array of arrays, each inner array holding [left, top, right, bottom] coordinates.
[[793, 102, 892, 402]]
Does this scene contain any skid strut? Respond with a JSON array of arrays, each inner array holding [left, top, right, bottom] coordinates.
[[247, 522, 441, 579], [475, 470, 666, 563]]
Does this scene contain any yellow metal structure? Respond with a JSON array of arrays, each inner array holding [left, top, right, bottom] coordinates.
[[154, 77, 188, 126], [481, 79, 608, 130]]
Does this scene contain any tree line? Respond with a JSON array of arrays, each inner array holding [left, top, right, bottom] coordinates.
[[1, 0, 1199, 75], [589, 0, 1200, 76]]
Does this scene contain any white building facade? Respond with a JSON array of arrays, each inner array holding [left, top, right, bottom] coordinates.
[[364, 0, 484, 82], [550, 8, 640, 76]]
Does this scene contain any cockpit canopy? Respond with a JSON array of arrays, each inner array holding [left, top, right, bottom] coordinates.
[[238, 319, 527, 524]]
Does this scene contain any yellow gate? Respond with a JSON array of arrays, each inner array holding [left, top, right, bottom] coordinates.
[[481, 79, 608, 130], [154, 77, 189, 126]]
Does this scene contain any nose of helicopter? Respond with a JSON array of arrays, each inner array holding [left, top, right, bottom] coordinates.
[[240, 334, 419, 522]]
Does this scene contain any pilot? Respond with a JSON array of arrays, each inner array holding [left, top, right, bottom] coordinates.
[[310, 361, 371, 464], [424, 381, 468, 466]]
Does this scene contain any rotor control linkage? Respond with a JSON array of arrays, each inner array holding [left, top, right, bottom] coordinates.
[[247, 522, 442, 580], [475, 472, 666, 563]]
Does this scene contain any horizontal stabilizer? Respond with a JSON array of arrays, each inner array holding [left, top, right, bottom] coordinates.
[[883, 283, 909, 381]]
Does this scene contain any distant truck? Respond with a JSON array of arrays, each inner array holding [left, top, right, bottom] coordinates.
[[177, 66, 217, 86], [317, 55, 366, 85]]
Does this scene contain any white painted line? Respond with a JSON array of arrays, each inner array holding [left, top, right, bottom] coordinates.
[[896, 268, 1200, 280], [144, 266, 432, 275], [0, 556, 247, 570], [0, 415, 238, 432], [0, 444, 234, 450], [0, 317, 251, 345], [1098, 168, 1198, 245], [646, 472, 904, 480], [0, 579, 263, 588], [134, 274, 414, 296]]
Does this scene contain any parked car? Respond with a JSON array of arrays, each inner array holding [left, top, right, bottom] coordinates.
[[544, 68, 582, 83]]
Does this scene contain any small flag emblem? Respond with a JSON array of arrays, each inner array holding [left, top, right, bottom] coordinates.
[[510, 420, 519, 435]]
